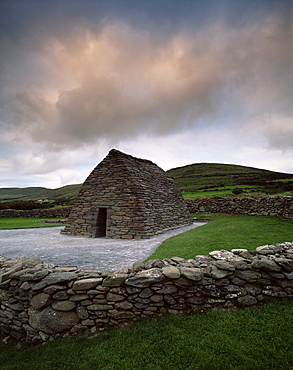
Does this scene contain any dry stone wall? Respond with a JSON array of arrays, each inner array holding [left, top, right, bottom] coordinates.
[[0, 207, 71, 218], [1, 242, 292, 343], [62, 149, 191, 239], [186, 196, 293, 219]]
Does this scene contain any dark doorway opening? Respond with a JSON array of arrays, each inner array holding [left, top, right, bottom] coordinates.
[[93, 207, 107, 237]]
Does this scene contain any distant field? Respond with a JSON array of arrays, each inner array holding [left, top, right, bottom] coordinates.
[[0, 218, 66, 229]]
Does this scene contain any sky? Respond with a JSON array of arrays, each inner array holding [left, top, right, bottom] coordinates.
[[0, 0, 292, 188]]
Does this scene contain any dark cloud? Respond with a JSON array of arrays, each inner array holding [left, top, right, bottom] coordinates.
[[0, 0, 292, 184]]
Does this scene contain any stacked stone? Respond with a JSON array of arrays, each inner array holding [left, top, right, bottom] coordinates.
[[186, 196, 293, 219], [0, 207, 71, 218], [0, 242, 292, 343], [61, 149, 192, 239]]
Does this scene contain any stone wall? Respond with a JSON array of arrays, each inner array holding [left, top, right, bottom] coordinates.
[[1, 242, 292, 343], [186, 196, 293, 219], [62, 149, 191, 239], [0, 207, 71, 218]]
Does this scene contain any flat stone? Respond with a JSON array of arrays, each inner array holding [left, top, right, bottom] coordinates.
[[132, 262, 145, 272], [70, 294, 89, 302], [31, 270, 50, 280], [76, 305, 89, 320], [87, 304, 112, 310], [139, 288, 153, 298], [106, 292, 125, 302], [150, 294, 163, 303], [187, 296, 205, 305], [237, 295, 258, 306], [51, 300, 76, 311], [102, 273, 128, 287], [256, 245, 283, 255], [53, 291, 69, 300], [125, 268, 165, 287], [251, 258, 281, 272], [231, 260, 251, 270], [20, 281, 32, 290], [179, 267, 204, 281], [234, 270, 262, 282], [274, 258, 293, 272], [10, 267, 42, 278], [170, 257, 185, 263], [209, 250, 235, 261], [209, 266, 232, 279], [30, 293, 51, 310], [156, 285, 178, 294], [31, 281, 50, 291], [162, 266, 181, 279], [44, 285, 67, 294], [231, 249, 252, 259], [28, 307, 79, 334], [43, 271, 78, 285], [0, 263, 23, 283], [114, 301, 133, 310], [108, 310, 135, 320], [72, 278, 103, 290], [214, 261, 235, 271]]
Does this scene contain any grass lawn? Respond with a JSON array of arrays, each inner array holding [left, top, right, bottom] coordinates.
[[1, 214, 292, 369], [147, 214, 293, 260], [0, 217, 66, 229]]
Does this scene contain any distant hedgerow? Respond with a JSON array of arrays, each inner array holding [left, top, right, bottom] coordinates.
[[0, 201, 44, 210]]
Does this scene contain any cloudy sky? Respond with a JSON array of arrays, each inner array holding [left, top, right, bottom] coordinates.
[[0, 0, 292, 188]]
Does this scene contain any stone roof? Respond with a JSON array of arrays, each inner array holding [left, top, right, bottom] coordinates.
[[61, 149, 191, 239]]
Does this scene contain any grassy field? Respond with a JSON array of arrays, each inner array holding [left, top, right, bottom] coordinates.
[[147, 213, 293, 260], [168, 163, 293, 196], [1, 214, 292, 369], [0, 217, 66, 229]]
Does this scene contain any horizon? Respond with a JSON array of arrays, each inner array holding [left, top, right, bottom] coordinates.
[[1, 158, 292, 190], [1, 0, 292, 188]]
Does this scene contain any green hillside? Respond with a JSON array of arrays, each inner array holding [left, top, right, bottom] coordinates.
[[0, 184, 81, 203], [0, 163, 292, 203], [167, 163, 293, 198]]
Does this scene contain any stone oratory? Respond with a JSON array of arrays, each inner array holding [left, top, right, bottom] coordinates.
[[61, 149, 191, 239]]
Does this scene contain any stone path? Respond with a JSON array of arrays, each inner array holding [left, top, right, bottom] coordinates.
[[0, 223, 206, 271]]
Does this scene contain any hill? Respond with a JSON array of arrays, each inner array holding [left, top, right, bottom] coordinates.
[[0, 163, 292, 203], [167, 163, 293, 197], [0, 184, 81, 203]]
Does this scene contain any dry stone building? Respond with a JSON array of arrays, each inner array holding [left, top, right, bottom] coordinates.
[[61, 149, 191, 239]]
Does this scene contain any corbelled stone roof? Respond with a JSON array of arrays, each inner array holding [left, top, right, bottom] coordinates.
[[61, 149, 191, 239]]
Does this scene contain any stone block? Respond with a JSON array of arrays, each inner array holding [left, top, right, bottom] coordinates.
[[162, 266, 181, 279], [72, 278, 103, 290]]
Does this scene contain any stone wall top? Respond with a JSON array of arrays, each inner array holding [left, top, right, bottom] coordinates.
[[186, 196, 293, 219]]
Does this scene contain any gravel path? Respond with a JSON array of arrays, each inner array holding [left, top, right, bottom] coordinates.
[[0, 223, 206, 271]]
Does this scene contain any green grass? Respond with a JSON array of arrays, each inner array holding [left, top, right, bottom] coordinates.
[[1, 299, 292, 370], [0, 217, 66, 229], [182, 185, 263, 199], [147, 214, 293, 260]]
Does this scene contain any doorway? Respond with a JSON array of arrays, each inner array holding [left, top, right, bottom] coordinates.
[[92, 207, 107, 237]]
